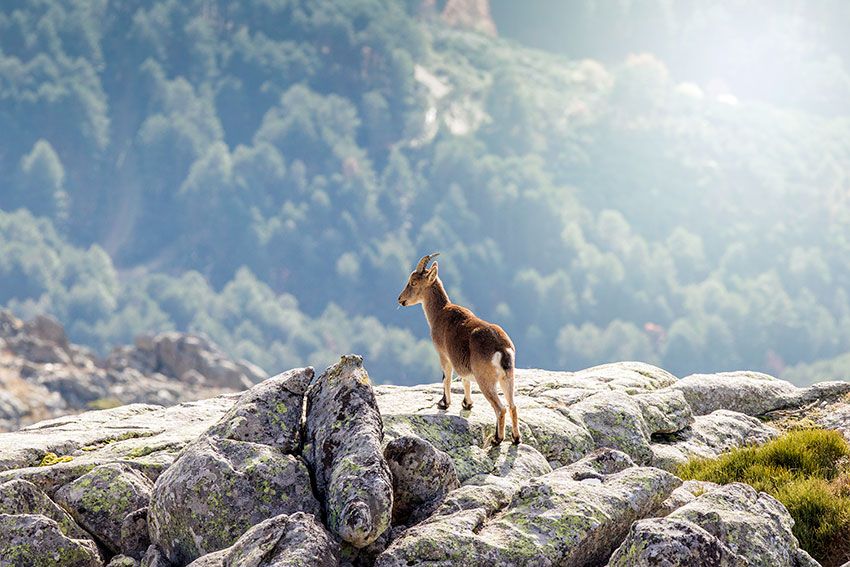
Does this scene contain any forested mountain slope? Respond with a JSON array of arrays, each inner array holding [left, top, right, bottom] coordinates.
[[2, 0, 850, 385]]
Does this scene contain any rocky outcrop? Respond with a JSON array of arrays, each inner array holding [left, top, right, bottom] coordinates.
[[670, 370, 850, 416], [383, 435, 459, 526], [55, 463, 154, 554], [610, 483, 818, 566], [148, 368, 319, 565], [304, 355, 393, 549], [376, 449, 680, 566], [106, 333, 266, 390], [0, 311, 266, 432], [1, 356, 847, 566], [0, 513, 102, 566], [186, 512, 339, 567], [0, 477, 93, 546], [438, 0, 497, 36]]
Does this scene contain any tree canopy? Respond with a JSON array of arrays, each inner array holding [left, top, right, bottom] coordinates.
[[2, 0, 850, 385]]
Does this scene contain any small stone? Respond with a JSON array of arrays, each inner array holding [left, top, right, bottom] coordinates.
[[107, 555, 141, 567]]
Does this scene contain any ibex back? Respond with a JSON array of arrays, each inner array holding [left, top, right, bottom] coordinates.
[[398, 253, 520, 444]]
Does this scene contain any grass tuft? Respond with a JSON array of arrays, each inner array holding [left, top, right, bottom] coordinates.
[[678, 428, 850, 567]]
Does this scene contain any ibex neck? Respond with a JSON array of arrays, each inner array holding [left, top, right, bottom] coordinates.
[[421, 279, 449, 327]]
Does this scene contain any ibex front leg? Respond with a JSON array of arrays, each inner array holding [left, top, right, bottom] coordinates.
[[437, 356, 453, 410]]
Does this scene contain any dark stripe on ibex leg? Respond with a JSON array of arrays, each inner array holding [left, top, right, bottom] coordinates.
[[437, 372, 449, 409]]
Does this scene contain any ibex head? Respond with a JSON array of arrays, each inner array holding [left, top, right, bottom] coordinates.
[[397, 253, 440, 307]]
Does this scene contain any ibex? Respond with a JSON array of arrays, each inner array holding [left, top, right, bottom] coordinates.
[[398, 253, 520, 444]]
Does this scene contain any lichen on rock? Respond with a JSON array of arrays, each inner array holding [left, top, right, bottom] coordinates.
[[609, 482, 818, 567], [204, 367, 313, 452], [148, 436, 319, 565], [569, 390, 655, 464], [0, 512, 102, 566], [377, 449, 680, 566], [55, 462, 154, 554], [0, 477, 89, 540], [186, 512, 339, 567]]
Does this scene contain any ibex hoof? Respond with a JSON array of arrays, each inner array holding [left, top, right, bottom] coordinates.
[[512, 435, 522, 445], [436, 396, 449, 410], [492, 435, 503, 446], [462, 399, 473, 410]]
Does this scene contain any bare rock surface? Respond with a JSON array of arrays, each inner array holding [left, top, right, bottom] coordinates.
[[0, 395, 238, 493], [384, 435, 459, 526], [670, 370, 850, 417]]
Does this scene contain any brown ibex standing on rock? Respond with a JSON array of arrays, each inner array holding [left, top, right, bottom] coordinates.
[[398, 253, 521, 444]]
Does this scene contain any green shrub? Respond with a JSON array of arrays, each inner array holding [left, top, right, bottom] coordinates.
[[678, 428, 850, 567], [776, 478, 850, 562]]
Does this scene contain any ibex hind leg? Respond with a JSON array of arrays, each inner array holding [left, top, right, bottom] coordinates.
[[478, 376, 506, 444], [437, 357, 453, 410], [499, 368, 521, 444], [462, 376, 473, 410]]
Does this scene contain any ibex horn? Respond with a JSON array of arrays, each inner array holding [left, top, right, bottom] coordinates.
[[416, 252, 440, 273]]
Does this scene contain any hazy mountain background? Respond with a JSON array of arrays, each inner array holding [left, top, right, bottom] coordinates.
[[2, 0, 850, 386]]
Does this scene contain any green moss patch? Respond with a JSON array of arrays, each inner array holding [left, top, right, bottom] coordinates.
[[678, 428, 850, 566], [38, 453, 73, 467]]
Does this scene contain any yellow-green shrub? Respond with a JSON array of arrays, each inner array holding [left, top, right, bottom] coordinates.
[[677, 428, 850, 567]]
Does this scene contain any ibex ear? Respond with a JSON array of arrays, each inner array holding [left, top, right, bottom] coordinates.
[[427, 262, 438, 282]]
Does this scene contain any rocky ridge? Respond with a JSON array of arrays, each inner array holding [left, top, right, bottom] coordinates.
[[0, 311, 266, 432], [1, 354, 850, 566]]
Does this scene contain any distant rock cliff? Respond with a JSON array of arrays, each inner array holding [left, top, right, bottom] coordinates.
[[1, 355, 847, 565], [0, 311, 266, 432], [419, 0, 497, 36]]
